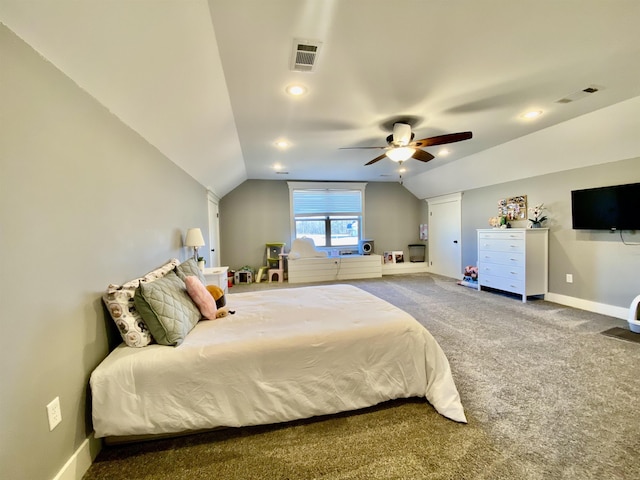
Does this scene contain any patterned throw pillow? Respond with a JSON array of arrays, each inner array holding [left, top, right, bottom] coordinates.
[[102, 258, 180, 347]]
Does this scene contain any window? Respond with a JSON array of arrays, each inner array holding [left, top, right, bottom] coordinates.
[[288, 182, 366, 250]]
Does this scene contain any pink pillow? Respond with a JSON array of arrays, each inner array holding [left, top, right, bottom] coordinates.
[[184, 276, 218, 320]]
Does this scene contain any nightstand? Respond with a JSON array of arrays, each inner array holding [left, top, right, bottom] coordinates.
[[203, 267, 229, 296]]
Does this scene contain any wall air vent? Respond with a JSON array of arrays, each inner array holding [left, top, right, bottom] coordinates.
[[556, 85, 600, 104], [290, 39, 322, 72]]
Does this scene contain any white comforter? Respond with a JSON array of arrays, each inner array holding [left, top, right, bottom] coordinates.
[[91, 284, 466, 438]]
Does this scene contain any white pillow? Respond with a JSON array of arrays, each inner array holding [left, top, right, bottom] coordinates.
[[289, 237, 328, 259]]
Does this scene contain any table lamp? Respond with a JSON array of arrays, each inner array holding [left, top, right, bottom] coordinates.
[[185, 228, 205, 261]]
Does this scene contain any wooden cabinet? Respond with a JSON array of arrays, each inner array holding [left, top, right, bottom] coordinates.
[[477, 229, 548, 302]]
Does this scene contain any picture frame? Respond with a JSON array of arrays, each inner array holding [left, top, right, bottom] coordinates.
[[498, 195, 527, 221], [384, 251, 404, 264]]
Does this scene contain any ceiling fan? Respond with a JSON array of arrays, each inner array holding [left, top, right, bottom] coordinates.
[[341, 122, 473, 166]]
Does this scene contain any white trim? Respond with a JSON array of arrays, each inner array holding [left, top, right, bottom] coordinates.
[[206, 189, 220, 204], [207, 192, 221, 267], [425, 191, 462, 205], [52, 433, 101, 480], [287, 181, 368, 191], [544, 292, 628, 320]]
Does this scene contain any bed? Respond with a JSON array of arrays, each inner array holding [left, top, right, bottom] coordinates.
[[91, 284, 466, 440]]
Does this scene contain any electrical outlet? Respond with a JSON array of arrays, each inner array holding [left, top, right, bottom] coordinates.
[[566, 274, 573, 284], [46, 397, 62, 431]]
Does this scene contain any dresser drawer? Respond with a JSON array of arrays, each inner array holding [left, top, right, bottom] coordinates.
[[479, 274, 523, 294], [478, 238, 524, 254], [479, 263, 524, 281], [478, 231, 524, 241], [478, 251, 524, 267]]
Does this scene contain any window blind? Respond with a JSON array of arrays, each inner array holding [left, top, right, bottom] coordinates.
[[292, 189, 362, 216]]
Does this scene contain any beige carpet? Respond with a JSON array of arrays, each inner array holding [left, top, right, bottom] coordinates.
[[84, 274, 640, 479]]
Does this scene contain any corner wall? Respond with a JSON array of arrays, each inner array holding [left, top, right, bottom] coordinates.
[[0, 25, 208, 480]]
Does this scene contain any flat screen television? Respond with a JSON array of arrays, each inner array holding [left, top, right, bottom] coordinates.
[[571, 182, 640, 230]]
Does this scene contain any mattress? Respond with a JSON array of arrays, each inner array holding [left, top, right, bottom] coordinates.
[[90, 284, 466, 438]]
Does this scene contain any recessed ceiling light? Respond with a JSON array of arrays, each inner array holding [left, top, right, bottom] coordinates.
[[273, 163, 283, 170], [438, 148, 450, 156], [521, 110, 543, 119], [286, 84, 307, 96], [275, 140, 290, 149]]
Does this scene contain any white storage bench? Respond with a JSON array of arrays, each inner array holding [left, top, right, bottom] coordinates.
[[288, 254, 382, 284]]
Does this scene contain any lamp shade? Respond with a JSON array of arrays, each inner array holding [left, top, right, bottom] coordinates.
[[185, 228, 205, 247]]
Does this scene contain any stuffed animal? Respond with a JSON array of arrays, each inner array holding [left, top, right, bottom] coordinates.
[[463, 265, 478, 280], [205, 285, 235, 317]]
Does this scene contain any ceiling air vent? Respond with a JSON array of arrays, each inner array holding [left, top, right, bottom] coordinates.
[[556, 85, 600, 104], [290, 39, 322, 72]]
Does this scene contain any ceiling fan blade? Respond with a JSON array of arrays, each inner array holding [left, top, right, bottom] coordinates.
[[411, 149, 435, 163], [413, 131, 473, 148], [364, 152, 389, 166]]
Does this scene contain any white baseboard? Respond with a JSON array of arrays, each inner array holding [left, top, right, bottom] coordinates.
[[52, 432, 101, 480], [544, 292, 628, 320]]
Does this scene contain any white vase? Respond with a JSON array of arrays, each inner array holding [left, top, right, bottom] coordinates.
[[198, 260, 205, 272]]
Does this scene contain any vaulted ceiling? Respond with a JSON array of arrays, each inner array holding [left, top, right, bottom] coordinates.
[[2, 0, 640, 198]]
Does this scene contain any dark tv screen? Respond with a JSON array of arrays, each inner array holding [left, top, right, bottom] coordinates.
[[571, 182, 640, 230]]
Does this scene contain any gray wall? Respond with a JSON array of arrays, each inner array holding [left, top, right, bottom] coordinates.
[[461, 157, 640, 308], [0, 25, 209, 480], [219, 180, 426, 271]]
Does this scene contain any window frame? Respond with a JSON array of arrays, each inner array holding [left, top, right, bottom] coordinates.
[[288, 182, 367, 253]]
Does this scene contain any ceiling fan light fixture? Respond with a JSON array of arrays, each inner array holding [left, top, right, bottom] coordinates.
[[386, 147, 415, 162]]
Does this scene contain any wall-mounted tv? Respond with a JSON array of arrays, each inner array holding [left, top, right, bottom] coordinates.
[[571, 182, 640, 230]]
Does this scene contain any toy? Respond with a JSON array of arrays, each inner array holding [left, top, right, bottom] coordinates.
[[457, 265, 478, 288], [205, 285, 235, 317], [463, 265, 478, 280]]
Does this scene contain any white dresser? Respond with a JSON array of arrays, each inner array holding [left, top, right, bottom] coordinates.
[[477, 228, 548, 302]]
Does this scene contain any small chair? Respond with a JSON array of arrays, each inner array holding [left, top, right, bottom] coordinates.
[[256, 243, 286, 283]]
